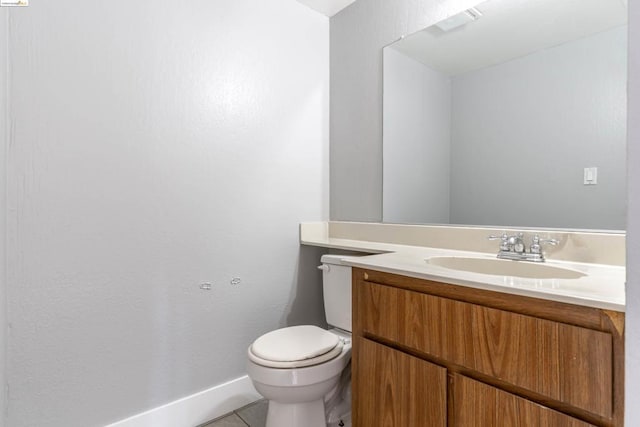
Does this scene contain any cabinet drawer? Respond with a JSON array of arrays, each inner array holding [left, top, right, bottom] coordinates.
[[452, 374, 595, 426], [357, 281, 613, 419], [354, 337, 447, 427]]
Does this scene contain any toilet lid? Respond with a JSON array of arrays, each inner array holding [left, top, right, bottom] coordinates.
[[250, 325, 340, 362], [248, 343, 343, 368]]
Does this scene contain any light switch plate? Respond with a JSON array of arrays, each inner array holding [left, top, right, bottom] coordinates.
[[584, 167, 598, 185]]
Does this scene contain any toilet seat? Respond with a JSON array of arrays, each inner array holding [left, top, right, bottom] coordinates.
[[249, 343, 343, 368], [249, 325, 344, 368]]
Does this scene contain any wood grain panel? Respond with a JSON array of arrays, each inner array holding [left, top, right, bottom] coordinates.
[[357, 277, 399, 340], [355, 268, 606, 329], [451, 374, 595, 427], [357, 281, 613, 419], [354, 337, 447, 427], [602, 309, 625, 427]]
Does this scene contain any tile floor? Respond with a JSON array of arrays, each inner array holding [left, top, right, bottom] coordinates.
[[199, 399, 268, 427], [199, 399, 352, 427]]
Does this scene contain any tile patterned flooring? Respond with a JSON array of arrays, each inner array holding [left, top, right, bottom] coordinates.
[[199, 399, 352, 427], [199, 399, 268, 427]]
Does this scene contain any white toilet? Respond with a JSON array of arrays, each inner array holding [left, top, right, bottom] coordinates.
[[246, 255, 353, 427]]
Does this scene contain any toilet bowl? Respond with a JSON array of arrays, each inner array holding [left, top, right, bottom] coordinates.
[[247, 326, 351, 427], [246, 255, 355, 427]]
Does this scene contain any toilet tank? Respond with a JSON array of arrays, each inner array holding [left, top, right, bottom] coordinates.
[[320, 254, 354, 332]]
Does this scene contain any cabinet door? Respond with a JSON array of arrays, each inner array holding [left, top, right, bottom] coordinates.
[[451, 374, 595, 427], [357, 281, 613, 419], [354, 337, 447, 427]]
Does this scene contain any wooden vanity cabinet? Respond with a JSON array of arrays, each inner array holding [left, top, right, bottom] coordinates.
[[352, 268, 624, 427]]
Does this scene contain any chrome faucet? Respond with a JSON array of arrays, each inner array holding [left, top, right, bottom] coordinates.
[[488, 233, 559, 262]]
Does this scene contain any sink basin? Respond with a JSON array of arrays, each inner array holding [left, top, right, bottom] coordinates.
[[426, 256, 586, 280]]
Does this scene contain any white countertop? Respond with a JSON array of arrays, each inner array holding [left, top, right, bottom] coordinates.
[[301, 225, 625, 312], [341, 248, 625, 312]]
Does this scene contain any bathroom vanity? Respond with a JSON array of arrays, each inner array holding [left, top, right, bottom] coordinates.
[[351, 268, 624, 427], [300, 221, 626, 427]]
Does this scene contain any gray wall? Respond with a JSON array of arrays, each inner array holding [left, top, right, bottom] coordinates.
[[330, 0, 481, 221], [383, 48, 450, 224], [331, 0, 638, 425], [0, 8, 7, 427], [5, 1, 328, 426], [450, 26, 627, 230], [627, 0, 640, 424]]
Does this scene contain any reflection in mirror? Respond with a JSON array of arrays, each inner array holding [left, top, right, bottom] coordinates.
[[383, 0, 627, 230]]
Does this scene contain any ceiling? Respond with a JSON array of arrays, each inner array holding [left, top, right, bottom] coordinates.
[[390, 0, 628, 76], [296, 0, 357, 17]]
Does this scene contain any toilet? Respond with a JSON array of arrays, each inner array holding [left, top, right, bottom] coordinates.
[[246, 255, 353, 427]]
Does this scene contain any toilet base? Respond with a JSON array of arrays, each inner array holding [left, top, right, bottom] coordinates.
[[266, 399, 326, 427]]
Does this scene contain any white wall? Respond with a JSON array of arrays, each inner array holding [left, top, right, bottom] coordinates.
[[626, 0, 640, 424], [450, 27, 627, 230], [0, 7, 7, 427], [383, 47, 450, 224], [6, 1, 329, 426]]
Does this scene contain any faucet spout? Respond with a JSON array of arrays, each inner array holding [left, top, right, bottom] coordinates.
[[488, 232, 559, 262], [508, 233, 525, 254]]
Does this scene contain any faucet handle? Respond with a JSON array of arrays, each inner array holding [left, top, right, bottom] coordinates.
[[530, 235, 560, 254], [538, 236, 560, 246], [487, 233, 508, 241], [488, 233, 510, 252]]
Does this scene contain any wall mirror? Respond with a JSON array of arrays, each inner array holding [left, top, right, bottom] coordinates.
[[382, 0, 627, 230]]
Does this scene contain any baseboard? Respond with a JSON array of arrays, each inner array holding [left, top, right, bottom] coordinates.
[[105, 375, 261, 427]]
